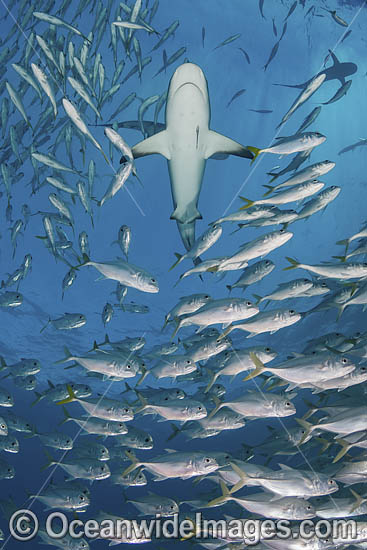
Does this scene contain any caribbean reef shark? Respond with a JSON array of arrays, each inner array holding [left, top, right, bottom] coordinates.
[[121, 62, 253, 252]]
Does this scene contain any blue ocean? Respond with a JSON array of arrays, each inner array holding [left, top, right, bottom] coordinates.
[[1, 0, 367, 548]]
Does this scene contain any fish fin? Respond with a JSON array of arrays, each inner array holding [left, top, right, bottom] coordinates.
[[207, 480, 230, 507], [57, 384, 76, 405], [59, 406, 71, 426], [131, 130, 171, 160], [283, 257, 300, 271], [295, 418, 315, 444], [167, 423, 181, 441], [332, 255, 346, 262], [204, 368, 219, 393], [333, 438, 351, 463], [40, 316, 51, 333], [169, 253, 183, 271], [243, 352, 265, 382], [122, 449, 143, 476], [328, 49, 340, 67], [336, 239, 348, 246], [204, 130, 254, 160], [31, 391, 43, 407], [239, 196, 255, 210], [253, 294, 262, 305], [229, 462, 249, 493], [207, 395, 223, 419], [54, 346, 73, 365], [48, 379, 55, 389], [135, 365, 148, 387], [135, 391, 149, 414], [41, 449, 55, 471], [73, 253, 90, 269], [349, 489, 365, 513], [245, 146, 261, 164], [263, 184, 275, 197]]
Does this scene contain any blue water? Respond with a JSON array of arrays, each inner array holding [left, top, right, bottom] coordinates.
[[0, 0, 366, 548]]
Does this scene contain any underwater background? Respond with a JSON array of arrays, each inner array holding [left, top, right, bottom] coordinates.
[[1, 0, 367, 548]]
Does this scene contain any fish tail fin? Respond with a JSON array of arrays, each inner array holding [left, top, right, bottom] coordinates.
[[161, 315, 170, 331], [229, 462, 250, 493], [204, 369, 220, 393], [59, 406, 71, 426], [333, 438, 351, 463], [57, 384, 76, 405], [252, 294, 262, 305], [171, 317, 183, 340], [54, 346, 73, 364], [167, 423, 181, 442], [263, 184, 275, 196], [135, 365, 148, 387], [207, 480, 230, 507], [266, 173, 279, 183], [121, 382, 133, 395], [246, 146, 261, 164], [295, 418, 315, 444], [122, 449, 143, 476], [31, 391, 43, 407], [73, 253, 90, 269], [332, 255, 346, 262], [41, 449, 56, 471], [243, 352, 265, 382], [169, 253, 183, 271], [314, 436, 331, 455], [349, 489, 366, 513], [336, 304, 346, 321], [40, 317, 51, 333], [207, 395, 223, 419], [283, 257, 300, 271], [336, 239, 349, 246], [218, 324, 233, 340], [239, 196, 255, 210], [135, 391, 149, 414]]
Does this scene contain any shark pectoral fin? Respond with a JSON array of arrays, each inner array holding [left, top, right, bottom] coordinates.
[[132, 130, 171, 160], [204, 130, 253, 160]]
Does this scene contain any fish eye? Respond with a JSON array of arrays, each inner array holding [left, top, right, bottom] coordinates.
[[198, 406, 202, 411], [119, 423, 124, 428], [328, 480, 335, 484], [307, 505, 312, 510], [151, 279, 156, 283], [145, 438, 150, 442], [186, 360, 191, 364], [126, 365, 131, 369], [205, 295, 210, 299], [265, 348, 271, 352], [301, 430, 305, 434], [79, 315, 83, 319], [321, 283, 327, 287], [246, 301, 252, 306], [204, 458, 210, 463], [1, 424, 5, 430], [124, 408, 129, 413], [286, 402, 291, 407], [341, 358, 348, 364], [8, 468, 12, 473], [170, 504, 175, 509], [33, 362, 37, 366], [280, 229, 284, 233]]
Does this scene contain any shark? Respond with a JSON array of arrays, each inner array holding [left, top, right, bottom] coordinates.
[[273, 50, 357, 89], [122, 62, 253, 251]]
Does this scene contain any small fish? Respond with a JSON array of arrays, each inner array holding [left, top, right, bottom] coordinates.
[[40, 313, 86, 333], [202, 26, 205, 48], [272, 18, 277, 36], [213, 33, 241, 51], [227, 89, 246, 108], [321, 8, 349, 27], [238, 47, 250, 64], [284, 1, 297, 22], [322, 80, 352, 105], [264, 41, 279, 71], [102, 303, 114, 326]]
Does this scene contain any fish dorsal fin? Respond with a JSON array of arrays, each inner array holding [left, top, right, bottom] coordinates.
[[132, 130, 171, 160], [48, 380, 55, 388], [164, 448, 177, 453], [205, 130, 253, 160]]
